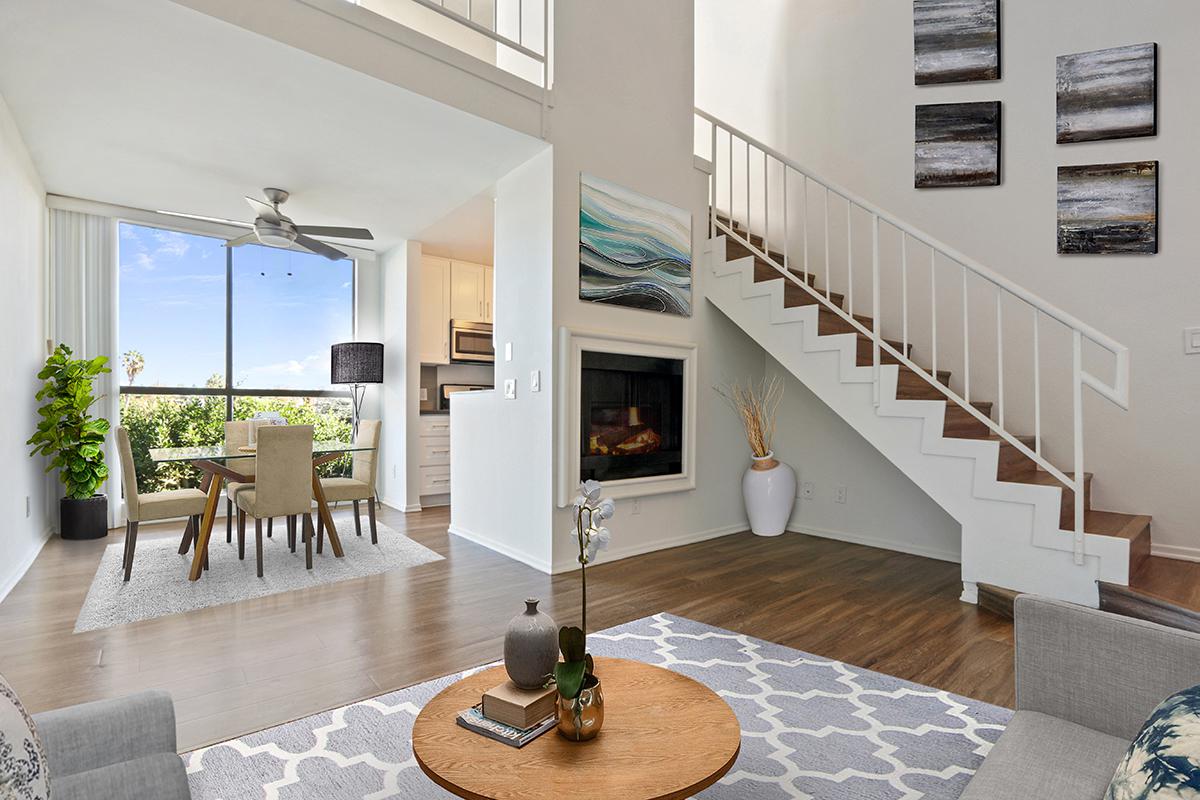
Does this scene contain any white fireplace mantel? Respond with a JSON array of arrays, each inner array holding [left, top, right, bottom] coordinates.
[[556, 327, 697, 507]]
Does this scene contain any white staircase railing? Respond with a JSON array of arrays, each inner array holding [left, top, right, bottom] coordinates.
[[695, 108, 1130, 564]]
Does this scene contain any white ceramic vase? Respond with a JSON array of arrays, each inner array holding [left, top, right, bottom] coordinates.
[[742, 451, 796, 537]]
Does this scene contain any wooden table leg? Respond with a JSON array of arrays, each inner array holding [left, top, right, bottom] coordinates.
[[311, 467, 344, 558], [178, 472, 213, 555], [189, 473, 223, 581]]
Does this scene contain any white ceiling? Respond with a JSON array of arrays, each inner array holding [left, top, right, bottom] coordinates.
[[0, 0, 546, 251], [415, 188, 495, 265]]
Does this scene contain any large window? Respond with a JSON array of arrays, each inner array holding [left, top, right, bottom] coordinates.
[[119, 222, 355, 491]]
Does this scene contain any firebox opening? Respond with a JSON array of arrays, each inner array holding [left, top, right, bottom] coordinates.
[[580, 350, 683, 482]]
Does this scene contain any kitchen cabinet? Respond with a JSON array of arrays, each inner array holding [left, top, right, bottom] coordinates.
[[419, 415, 452, 499], [419, 256, 451, 364], [449, 260, 493, 324]]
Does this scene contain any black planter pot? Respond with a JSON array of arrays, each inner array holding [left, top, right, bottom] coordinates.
[[60, 495, 108, 540]]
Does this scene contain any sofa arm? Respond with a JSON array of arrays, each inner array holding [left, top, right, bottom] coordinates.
[[1015, 595, 1200, 740], [31, 690, 178, 779]]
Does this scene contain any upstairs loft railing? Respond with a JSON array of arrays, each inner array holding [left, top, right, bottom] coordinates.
[[695, 108, 1130, 565], [346, 0, 550, 88]]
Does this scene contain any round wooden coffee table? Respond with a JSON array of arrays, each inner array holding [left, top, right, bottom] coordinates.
[[412, 657, 741, 800]]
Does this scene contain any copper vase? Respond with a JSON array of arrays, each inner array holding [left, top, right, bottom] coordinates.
[[556, 677, 604, 741]]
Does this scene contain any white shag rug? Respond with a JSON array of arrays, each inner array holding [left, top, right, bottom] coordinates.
[[74, 511, 444, 632]]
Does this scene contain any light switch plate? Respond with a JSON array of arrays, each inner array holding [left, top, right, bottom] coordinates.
[[503, 378, 516, 399], [530, 369, 541, 392], [1185, 327, 1200, 355], [505, 342, 513, 361]]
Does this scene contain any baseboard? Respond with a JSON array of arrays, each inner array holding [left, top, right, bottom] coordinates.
[[787, 523, 962, 564], [0, 526, 52, 604], [1151, 543, 1200, 563], [550, 522, 749, 574], [376, 495, 422, 514], [447, 524, 553, 574]]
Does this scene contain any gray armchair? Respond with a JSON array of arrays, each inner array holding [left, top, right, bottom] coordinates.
[[961, 595, 1200, 800], [33, 690, 190, 800]]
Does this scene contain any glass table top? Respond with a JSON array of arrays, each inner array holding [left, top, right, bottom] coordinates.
[[148, 441, 374, 463]]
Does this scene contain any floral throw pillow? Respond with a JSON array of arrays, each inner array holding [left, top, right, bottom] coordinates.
[[1107, 685, 1200, 800], [0, 672, 49, 800]]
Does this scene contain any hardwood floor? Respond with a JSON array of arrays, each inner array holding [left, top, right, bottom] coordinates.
[[0, 505, 1015, 752]]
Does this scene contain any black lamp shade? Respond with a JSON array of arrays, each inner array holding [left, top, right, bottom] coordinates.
[[331, 342, 384, 384]]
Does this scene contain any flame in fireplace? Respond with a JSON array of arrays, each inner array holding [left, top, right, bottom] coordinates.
[[627, 406, 642, 426], [586, 405, 662, 456]]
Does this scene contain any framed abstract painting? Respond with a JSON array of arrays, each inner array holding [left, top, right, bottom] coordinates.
[[579, 174, 692, 317], [1056, 43, 1157, 144], [1057, 162, 1158, 255], [914, 0, 1000, 85], [915, 101, 1002, 188]]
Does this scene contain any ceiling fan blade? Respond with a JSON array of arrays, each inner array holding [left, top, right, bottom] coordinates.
[[294, 225, 374, 240], [225, 232, 259, 248], [157, 209, 253, 228], [245, 196, 281, 224], [294, 234, 347, 261]]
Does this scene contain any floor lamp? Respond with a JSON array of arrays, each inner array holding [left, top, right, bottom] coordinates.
[[331, 342, 384, 439]]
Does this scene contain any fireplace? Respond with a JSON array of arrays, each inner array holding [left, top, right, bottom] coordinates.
[[579, 351, 683, 482]]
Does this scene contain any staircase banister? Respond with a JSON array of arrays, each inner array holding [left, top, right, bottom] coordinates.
[[695, 107, 1131, 363]]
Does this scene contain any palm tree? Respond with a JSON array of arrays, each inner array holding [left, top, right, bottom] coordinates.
[[122, 350, 145, 385]]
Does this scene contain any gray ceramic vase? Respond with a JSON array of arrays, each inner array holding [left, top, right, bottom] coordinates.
[[503, 598, 559, 689]]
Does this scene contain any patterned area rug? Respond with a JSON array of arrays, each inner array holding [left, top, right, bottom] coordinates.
[[74, 510, 443, 632], [185, 614, 1011, 799]]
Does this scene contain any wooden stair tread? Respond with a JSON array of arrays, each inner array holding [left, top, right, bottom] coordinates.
[[1082, 510, 1152, 540], [1127, 556, 1200, 612]]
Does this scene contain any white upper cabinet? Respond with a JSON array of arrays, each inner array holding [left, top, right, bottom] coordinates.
[[419, 256, 451, 364], [449, 260, 493, 324]]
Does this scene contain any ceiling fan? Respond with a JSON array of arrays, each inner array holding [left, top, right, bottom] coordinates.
[[161, 188, 374, 260]]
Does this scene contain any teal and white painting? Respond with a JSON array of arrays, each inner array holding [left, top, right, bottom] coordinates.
[[579, 173, 692, 317]]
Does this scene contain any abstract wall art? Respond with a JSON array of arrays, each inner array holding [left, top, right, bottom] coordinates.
[[914, 0, 1000, 85], [1057, 161, 1158, 255], [579, 173, 692, 316], [915, 101, 1001, 188], [1057, 43, 1157, 144]]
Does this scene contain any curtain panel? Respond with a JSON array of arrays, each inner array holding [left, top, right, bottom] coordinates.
[[47, 209, 122, 527]]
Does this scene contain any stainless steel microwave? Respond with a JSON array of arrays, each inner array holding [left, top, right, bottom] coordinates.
[[449, 320, 494, 363]]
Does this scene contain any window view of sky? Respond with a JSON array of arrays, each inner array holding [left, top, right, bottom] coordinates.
[[118, 222, 353, 390]]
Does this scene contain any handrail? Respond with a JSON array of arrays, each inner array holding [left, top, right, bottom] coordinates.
[[694, 108, 1130, 378], [697, 108, 1132, 565], [408, 0, 547, 63]]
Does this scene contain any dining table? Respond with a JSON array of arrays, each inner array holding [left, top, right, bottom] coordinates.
[[148, 440, 377, 581]]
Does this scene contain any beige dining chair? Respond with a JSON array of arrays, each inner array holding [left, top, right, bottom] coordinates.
[[234, 425, 315, 577], [318, 419, 382, 546], [115, 427, 208, 582]]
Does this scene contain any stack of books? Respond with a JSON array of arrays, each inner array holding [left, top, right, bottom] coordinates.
[[456, 681, 558, 748]]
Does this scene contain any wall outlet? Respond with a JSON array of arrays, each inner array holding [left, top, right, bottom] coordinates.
[[420, 387, 428, 402], [632, 497, 642, 515], [834, 485, 848, 504], [505, 342, 513, 361], [800, 482, 815, 500], [503, 378, 517, 399], [530, 369, 541, 392], [1185, 327, 1200, 355]]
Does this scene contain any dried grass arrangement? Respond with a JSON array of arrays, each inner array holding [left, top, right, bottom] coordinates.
[[716, 376, 784, 461]]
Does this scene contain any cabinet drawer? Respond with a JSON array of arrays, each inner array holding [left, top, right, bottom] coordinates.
[[419, 439, 451, 466], [420, 416, 451, 437], [419, 465, 451, 495]]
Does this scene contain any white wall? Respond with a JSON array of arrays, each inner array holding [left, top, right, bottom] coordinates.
[[0, 93, 49, 600], [451, 147, 555, 570], [768, 358, 961, 562], [767, 1, 1200, 557], [544, 0, 764, 573], [376, 241, 423, 511]]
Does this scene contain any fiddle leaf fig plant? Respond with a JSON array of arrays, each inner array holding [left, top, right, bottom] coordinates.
[[28, 343, 112, 499]]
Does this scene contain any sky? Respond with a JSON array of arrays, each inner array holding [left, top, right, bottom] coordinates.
[[118, 222, 353, 390]]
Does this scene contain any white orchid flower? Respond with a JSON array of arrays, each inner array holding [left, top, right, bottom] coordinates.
[[595, 497, 616, 520], [578, 479, 602, 504], [593, 526, 611, 551]]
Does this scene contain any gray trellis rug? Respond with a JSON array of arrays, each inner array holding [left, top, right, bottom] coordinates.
[[184, 613, 1011, 800], [74, 510, 443, 632]]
